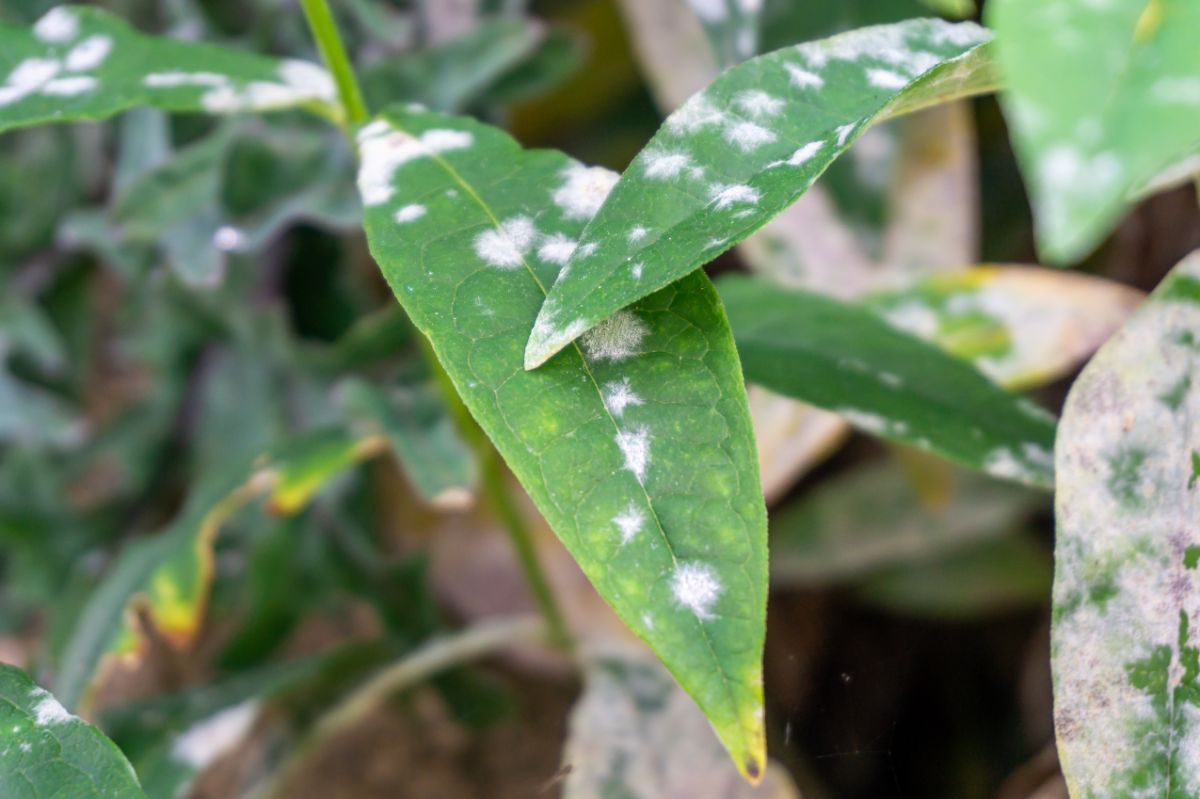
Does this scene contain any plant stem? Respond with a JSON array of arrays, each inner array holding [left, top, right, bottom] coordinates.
[[299, 0, 369, 127]]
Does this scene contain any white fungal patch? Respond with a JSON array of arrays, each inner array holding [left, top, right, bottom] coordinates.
[[627, 225, 649, 243], [553, 164, 619, 220], [615, 425, 652, 483], [643, 148, 693, 179], [171, 701, 258, 770], [603, 378, 644, 417], [579, 241, 599, 258], [64, 35, 113, 72], [666, 94, 725, 134], [671, 562, 722, 620], [473, 216, 538, 269], [0, 58, 61, 106], [612, 503, 646, 544], [143, 71, 228, 88], [631, 262, 644, 280], [709, 183, 760, 209], [356, 123, 474, 206], [723, 120, 776, 151], [771, 140, 823, 168], [34, 8, 80, 43], [866, 68, 909, 89], [30, 689, 72, 726], [642, 612, 655, 630], [537, 233, 577, 265], [278, 59, 336, 101], [41, 76, 96, 96], [835, 123, 856, 146], [733, 90, 784, 118], [581, 310, 648, 362], [784, 63, 824, 88], [394, 204, 426, 224]]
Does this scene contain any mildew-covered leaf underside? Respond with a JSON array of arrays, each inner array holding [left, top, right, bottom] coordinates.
[[1053, 251, 1200, 797], [357, 107, 769, 781]]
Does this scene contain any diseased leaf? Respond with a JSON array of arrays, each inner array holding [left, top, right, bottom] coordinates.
[[866, 265, 1143, 390], [771, 461, 1044, 585], [988, 0, 1200, 262], [524, 18, 997, 369], [1051, 251, 1200, 797], [357, 107, 769, 781], [563, 647, 799, 799], [0, 663, 147, 799], [718, 274, 1058, 487], [0, 5, 337, 134]]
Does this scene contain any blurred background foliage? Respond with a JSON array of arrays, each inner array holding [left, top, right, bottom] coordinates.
[[0, 0, 1197, 797]]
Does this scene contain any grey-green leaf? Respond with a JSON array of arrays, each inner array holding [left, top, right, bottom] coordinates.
[[988, 0, 1200, 263], [1052, 251, 1200, 797], [718, 274, 1058, 487], [357, 106, 768, 781], [0, 5, 337, 134], [523, 18, 996, 369], [0, 663, 147, 799]]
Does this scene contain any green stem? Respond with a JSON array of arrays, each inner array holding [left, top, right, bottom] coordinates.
[[299, 0, 369, 127]]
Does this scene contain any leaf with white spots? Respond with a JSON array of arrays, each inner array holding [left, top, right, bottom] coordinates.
[[1051, 251, 1200, 797], [0, 5, 338, 134], [358, 106, 769, 782], [718, 274, 1058, 487], [0, 663, 147, 798], [524, 18, 998, 369], [988, 0, 1200, 263]]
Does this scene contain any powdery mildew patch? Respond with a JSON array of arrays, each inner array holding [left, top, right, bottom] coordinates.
[[553, 164, 620, 220], [474, 216, 538, 269], [0, 13, 114, 107], [581, 309, 648, 362], [394, 204, 426, 224], [603, 378, 645, 417], [612, 503, 646, 544], [615, 425, 652, 484], [357, 121, 474, 206], [671, 562, 723, 620], [30, 688, 73, 726]]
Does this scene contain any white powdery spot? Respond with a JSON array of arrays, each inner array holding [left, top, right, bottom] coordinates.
[[627, 225, 649, 243], [671, 562, 722, 620], [553, 164, 619, 220], [356, 123, 474, 206], [30, 689, 73, 726], [171, 701, 258, 770], [771, 140, 823, 168], [474, 216, 538, 269], [631, 262, 644, 280], [733, 89, 784, 118], [709, 183, 760, 210], [212, 225, 245, 251], [603, 378, 644, 417], [41, 76, 96, 96], [8, 58, 60, 91], [582, 310, 648, 362], [723, 120, 776, 151], [143, 71, 228, 88], [537, 233, 577, 265], [642, 612, 655, 630], [394, 204, 426, 224], [835, 123, 856, 146], [667, 94, 725, 134], [65, 35, 112, 72], [278, 59, 336, 101], [784, 63, 824, 88], [615, 425, 651, 483], [612, 503, 646, 544], [866, 68, 908, 89], [579, 241, 599, 258], [882, 300, 939, 338], [34, 8, 79, 42], [643, 148, 693, 179], [836, 408, 896, 436]]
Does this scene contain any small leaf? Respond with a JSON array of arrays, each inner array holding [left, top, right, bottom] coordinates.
[[771, 461, 1044, 585], [0, 5, 337, 134], [718, 274, 1058, 487], [357, 106, 768, 781], [0, 663, 147, 799], [1052, 251, 1200, 797], [988, 0, 1200, 262], [524, 18, 996, 369]]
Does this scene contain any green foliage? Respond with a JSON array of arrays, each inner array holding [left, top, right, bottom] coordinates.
[[1052, 251, 1200, 797], [989, 0, 1200, 262], [358, 105, 769, 780], [523, 18, 996, 369], [719, 274, 1058, 487], [0, 663, 146, 799]]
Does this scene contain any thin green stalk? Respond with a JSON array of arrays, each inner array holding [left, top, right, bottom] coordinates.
[[299, 0, 369, 127]]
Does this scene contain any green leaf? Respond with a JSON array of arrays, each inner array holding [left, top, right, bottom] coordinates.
[[357, 106, 769, 781], [718, 274, 1058, 487], [856, 535, 1051, 618], [770, 461, 1044, 585], [0, 663, 147, 799], [988, 0, 1200, 263], [1051, 251, 1200, 797], [523, 18, 997, 369], [0, 5, 338, 134], [564, 648, 799, 798]]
